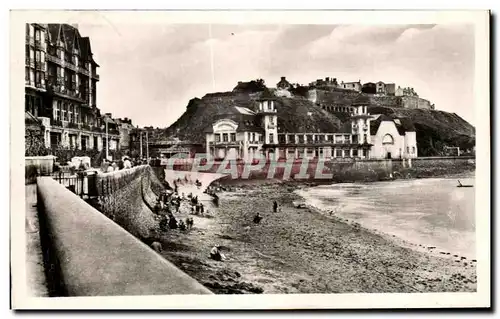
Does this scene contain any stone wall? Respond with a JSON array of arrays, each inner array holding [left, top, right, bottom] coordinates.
[[95, 165, 163, 239], [401, 96, 432, 109], [163, 157, 475, 182], [36, 177, 212, 296]]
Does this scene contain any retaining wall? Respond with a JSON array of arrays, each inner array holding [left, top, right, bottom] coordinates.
[[36, 177, 212, 296], [95, 165, 163, 239], [163, 156, 475, 182]]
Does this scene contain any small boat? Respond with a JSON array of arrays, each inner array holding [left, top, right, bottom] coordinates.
[[457, 180, 473, 188]]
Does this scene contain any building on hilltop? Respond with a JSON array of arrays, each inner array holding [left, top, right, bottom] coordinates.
[[340, 80, 362, 92], [24, 23, 121, 154], [395, 86, 418, 97], [375, 82, 397, 96], [309, 77, 339, 89], [204, 92, 418, 161], [276, 76, 292, 90], [361, 82, 377, 94]]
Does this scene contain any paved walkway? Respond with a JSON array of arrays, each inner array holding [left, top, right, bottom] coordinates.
[[25, 184, 49, 297]]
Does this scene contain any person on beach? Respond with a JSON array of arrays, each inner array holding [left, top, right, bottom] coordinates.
[[178, 220, 186, 231], [159, 217, 169, 232], [151, 241, 162, 253], [200, 203, 204, 215], [210, 245, 224, 261], [253, 213, 263, 224], [273, 201, 278, 213]]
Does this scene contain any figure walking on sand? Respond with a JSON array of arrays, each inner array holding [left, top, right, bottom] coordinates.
[[273, 200, 278, 213]]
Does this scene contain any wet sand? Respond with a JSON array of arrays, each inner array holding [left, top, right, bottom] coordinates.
[[156, 181, 477, 294]]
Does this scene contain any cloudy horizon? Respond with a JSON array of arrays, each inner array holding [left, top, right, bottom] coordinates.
[[78, 23, 475, 128]]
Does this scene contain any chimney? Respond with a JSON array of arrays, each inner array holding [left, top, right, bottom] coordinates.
[[281, 76, 286, 81], [325, 77, 330, 82]]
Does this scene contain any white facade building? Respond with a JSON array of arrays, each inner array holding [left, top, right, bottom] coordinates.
[[205, 93, 418, 161]]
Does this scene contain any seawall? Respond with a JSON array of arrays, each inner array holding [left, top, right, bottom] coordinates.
[[36, 177, 212, 296], [164, 157, 475, 182], [94, 165, 163, 240]]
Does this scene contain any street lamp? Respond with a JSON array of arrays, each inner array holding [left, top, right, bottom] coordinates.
[[105, 119, 109, 160]]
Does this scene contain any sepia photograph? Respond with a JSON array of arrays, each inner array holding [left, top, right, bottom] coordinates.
[[10, 9, 490, 310]]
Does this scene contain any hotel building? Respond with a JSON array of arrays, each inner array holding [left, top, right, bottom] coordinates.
[[25, 23, 120, 152]]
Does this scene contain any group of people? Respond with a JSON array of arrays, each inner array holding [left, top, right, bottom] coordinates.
[[101, 157, 133, 173]]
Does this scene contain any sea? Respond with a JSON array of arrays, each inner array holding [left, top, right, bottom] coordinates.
[[296, 175, 476, 259]]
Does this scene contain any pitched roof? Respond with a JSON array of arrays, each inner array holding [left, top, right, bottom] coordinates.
[[369, 114, 393, 135], [395, 117, 416, 135], [370, 114, 416, 135], [61, 24, 76, 51], [234, 106, 255, 115], [47, 24, 61, 44]]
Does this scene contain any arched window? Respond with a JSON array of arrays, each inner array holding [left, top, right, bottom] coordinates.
[[382, 134, 394, 145]]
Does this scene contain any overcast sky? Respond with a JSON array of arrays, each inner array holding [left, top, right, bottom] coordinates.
[[78, 23, 475, 128]]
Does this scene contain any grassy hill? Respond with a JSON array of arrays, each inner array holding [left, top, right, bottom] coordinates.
[[163, 89, 475, 156]]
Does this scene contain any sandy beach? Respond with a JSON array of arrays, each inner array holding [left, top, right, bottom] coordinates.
[[155, 180, 477, 294]]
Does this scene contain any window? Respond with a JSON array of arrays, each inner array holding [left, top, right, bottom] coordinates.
[[382, 134, 394, 145], [35, 50, 40, 62], [412, 146, 416, 154], [230, 133, 236, 142], [30, 49, 34, 60], [407, 147, 410, 153], [344, 135, 351, 143], [298, 135, 304, 144], [364, 134, 368, 143], [335, 149, 342, 157], [269, 133, 274, 144], [288, 135, 295, 143], [223, 133, 228, 142], [353, 149, 358, 157], [29, 25, 34, 37], [343, 149, 350, 158], [35, 29, 40, 41]]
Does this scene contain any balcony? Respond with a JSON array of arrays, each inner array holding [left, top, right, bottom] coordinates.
[[66, 62, 78, 72], [51, 119, 63, 127], [81, 124, 91, 131], [34, 82, 45, 91], [92, 73, 100, 81], [209, 140, 242, 147], [67, 122, 81, 129], [79, 67, 90, 76], [47, 54, 64, 66], [92, 126, 103, 133]]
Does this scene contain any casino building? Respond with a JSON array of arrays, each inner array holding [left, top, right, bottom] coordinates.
[[205, 93, 418, 161]]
